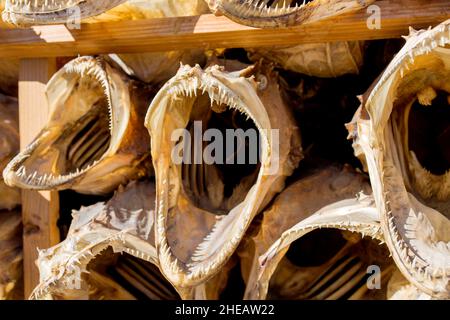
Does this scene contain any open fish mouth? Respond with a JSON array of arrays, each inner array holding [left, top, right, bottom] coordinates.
[[0, 209, 23, 300], [0, 94, 21, 211], [2, 0, 127, 25], [348, 20, 450, 298], [264, 230, 393, 300], [145, 62, 302, 287], [241, 165, 391, 300], [207, 0, 375, 28], [3, 56, 152, 195], [2, 0, 211, 26]]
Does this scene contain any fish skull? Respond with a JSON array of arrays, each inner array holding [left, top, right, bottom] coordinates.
[[348, 20, 450, 298]]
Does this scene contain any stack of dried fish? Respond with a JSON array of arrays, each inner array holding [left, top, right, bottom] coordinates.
[[0, 0, 448, 301]]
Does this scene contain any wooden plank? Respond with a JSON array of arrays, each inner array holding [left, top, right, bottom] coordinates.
[[19, 58, 59, 298], [0, 0, 448, 58]]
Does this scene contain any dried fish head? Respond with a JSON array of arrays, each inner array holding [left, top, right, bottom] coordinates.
[[4, 56, 153, 195], [0, 94, 20, 210], [3, 0, 209, 25], [348, 20, 450, 298], [0, 209, 22, 300]]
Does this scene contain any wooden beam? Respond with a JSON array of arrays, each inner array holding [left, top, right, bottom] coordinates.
[[19, 58, 59, 298], [0, 0, 448, 58]]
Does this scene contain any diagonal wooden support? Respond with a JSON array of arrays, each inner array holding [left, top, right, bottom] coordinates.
[[18, 58, 60, 298]]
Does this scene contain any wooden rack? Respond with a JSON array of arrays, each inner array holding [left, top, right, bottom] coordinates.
[[0, 0, 448, 298]]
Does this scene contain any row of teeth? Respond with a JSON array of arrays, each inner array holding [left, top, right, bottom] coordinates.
[[188, 243, 234, 280], [400, 32, 450, 79], [31, 246, 96, 299], [189, 213, 247, 264], [157, 193, 236, 282], [158, 239, 183, 276], [382, 164, 430, 275], [186, 210, 256, 279], [5, 0, 82, 13], [65, 59, 114, 133], [11, 60, 110, 186], [66, 250, 96, 270], [404, 212, 450, 269], [232, 0, 308, 16], [15, 159, 100, 186]]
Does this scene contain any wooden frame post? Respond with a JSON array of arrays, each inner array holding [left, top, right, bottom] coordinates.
[[19, 58, 60, 298]]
